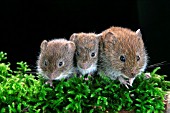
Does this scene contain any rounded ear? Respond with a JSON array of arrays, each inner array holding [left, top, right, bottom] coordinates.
[[100, 32, 117, 50], [105, 32, 117, 44], [65, 41, 76, 53], [96, 33, 102, 40], [40, 40, 48, 51], [136, 29, 142, 37], [69, 33, 77, 42]]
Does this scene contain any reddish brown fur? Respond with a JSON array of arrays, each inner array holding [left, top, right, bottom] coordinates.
[[37, 39, 76, 80], [99, 27, 147, 78], [70, 32, 99, 71]]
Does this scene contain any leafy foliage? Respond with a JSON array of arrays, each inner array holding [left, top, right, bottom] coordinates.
[[0, 51, 170, 113]]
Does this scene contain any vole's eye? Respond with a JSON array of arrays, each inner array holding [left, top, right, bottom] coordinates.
[[120, 55, 126, 62], [91, 52, 96, 58], [137, 55, 140, 61], [58, 61, 64, 67], [44, 60, 48, 66], [76, 51, 80, 56]]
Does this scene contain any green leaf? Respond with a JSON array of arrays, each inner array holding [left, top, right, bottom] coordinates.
[[110, 88, 115, 93], [136, 109, 141, 113], [42, 104, 49, 111], [0, 52, 7, 61], [34, 102, 43, 109], [90, 93, 95, 98], [52, 97, 64, 107], [154, 110, 159, 113], [2, 96, 6, 101], [1, 108, 6, 113], [75, 103, 79, 110], [95, 88, 102, 93], [68, 97, 74, 103], [117, 105, 122, 111], [135, 104, 141, 107], [65, 103, 73, 110], [151, 67, 161, 76], [12, 102, 15, 108], [75, 94, 82, 100], [8, 105, 12, 113], [97, 96, 101, 104], [64, 82, 70, 87], [68, 90, 75, 95], [89, 109, 94, 113], [35, 109, 41, 113], [136, 98, 142, 102]]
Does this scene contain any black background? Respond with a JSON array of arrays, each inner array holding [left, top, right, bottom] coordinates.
[[1, 0, 170, 80]]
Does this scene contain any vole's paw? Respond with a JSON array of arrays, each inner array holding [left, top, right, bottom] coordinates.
[[79, 74, 83, 78], [123, 82, 130, 89], [129, 77, 135, 87], [45, 80, 54, 88], [84, 77, 89, 81], [118, 76, 130, 89], [84, 73, 93, 81], [144, 73, 151, 79]]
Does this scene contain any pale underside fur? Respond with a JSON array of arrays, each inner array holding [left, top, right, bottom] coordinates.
[[98, 55, 147, 79], [37, 66, 74, 80], [98, 51, 147, 87], [77, 63, 97, 75]]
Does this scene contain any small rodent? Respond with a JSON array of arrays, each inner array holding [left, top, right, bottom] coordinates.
[[99, 27, 148, 88], [37, 39, 76, 86], [70, 32, 101, 76]]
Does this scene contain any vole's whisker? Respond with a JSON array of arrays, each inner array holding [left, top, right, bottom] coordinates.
[[147, 61, 168, 68], [26, 72, 37, 74]]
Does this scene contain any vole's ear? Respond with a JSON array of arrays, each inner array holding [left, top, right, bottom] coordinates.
[[136, 29, 142, 37], [96, 33, 102, 40], [70, 33, 78, 42], [65, 41, 76, 53], [40, 40, 48, 52], [105, 32, 117, 44]]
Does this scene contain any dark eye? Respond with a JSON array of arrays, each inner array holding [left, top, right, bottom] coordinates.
[[91, 52, 96, 58], [120, 55, 126, 62], [44, 60, 48, 66], [58, 61, 64, 67], [137, 55, 140, 61], [76, 51, 80, 56]]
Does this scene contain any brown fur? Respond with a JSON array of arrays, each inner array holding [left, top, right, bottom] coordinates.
[[70, 32, 100, 74], [37, 39, 76, 80], [99, 26, 148, 78]]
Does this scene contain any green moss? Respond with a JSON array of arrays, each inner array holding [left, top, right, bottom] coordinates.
[[0, 51, 170, 113]]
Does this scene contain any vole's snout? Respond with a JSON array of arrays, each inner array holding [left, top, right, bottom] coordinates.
[[47, 74, 51, 80], [130, 68, 138, 78], [79, 62, 90, 69], [50, 70, 59, 80], [49, 74, 54, 80], [131, 72, 136, 78]]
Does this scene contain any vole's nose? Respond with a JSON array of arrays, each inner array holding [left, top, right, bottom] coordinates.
[[131, 72, 136, 77], [49, 74, 54, 80], [131, 68, 137, 77], [79, 62, 90, 69], [50, 71, 58, 80]]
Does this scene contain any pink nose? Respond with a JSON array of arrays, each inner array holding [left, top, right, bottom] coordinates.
[[131, 69, 137, 77], [131, 72, 136, 77], [80, 63, 89, 69]]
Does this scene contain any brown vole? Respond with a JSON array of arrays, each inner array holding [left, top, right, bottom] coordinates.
[[37, 39, 76, 86], [70, 33, 101, 76], [99, 27, 148, 88]]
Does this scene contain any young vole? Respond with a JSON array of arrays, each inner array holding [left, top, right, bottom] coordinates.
[[70, 33, 101, 77], [37, 39, 76, 86], [99, 27, 148, 88]]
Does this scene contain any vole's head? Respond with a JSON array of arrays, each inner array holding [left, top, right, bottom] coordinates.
[[37, 39, 76, 80], [70, 33, 101, 75], [102, 28, 148, 78]]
